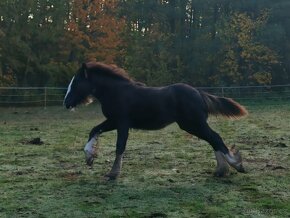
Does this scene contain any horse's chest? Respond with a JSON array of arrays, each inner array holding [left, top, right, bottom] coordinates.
[[101, 103, 119, 119]]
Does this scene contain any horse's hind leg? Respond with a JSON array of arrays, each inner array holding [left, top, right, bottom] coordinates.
[[199, 126, 245, 175], [105, 124, 129, 180], [214, 150, 230, 177], [200, 127, 231, 176], [178, 119, 244, 176], [205, 129, 245, 174]]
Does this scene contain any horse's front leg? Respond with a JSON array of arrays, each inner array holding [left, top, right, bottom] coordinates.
[[105, 125, 129, 180], [84, 120, 115, 166]]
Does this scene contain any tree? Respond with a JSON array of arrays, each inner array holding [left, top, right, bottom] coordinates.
[[216, 11, 279, 85], [0, 0, 69, 86], [122, 0, 226, 86], [63, 0, 125, 64], [0, 0, 125, 86], [1, 0, 290, 87]]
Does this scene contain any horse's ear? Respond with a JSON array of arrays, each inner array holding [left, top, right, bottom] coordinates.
[[82, 63, 88, 79]]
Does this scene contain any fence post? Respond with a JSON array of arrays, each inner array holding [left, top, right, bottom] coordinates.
[[221, 87, 224, 97], [44, 87, 47, 109]]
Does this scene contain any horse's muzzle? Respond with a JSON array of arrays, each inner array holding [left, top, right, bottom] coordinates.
[[64, 97, 74, 109], [64, 100, 75, 110], [65, 104, 75, 111], [65, 104, 72, 109]]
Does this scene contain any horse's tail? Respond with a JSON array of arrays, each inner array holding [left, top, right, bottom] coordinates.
[[199, 91, 248, 119]]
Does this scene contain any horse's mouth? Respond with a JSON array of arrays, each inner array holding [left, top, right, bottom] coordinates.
[[64, 96, 94, 110], [64, 103, 76, 111]]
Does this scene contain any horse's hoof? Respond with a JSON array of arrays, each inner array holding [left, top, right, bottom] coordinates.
[[235, 164, 246, 173], [223, 146, 246, 173], [86, 157, 94, 166], [214, 167, 229, 177], [105, 172, 120, 180], [84, 151, 94, 166]]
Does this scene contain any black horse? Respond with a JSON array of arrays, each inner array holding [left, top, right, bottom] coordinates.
[[64, 61, 248, 180]]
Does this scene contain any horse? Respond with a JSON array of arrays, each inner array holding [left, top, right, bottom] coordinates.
[[64, 61, 248, 180]]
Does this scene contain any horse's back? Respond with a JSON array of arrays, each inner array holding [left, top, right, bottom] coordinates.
[[129, 82, 204, 114], [125, 85, 176, 129], [124, 83, 205, 130]]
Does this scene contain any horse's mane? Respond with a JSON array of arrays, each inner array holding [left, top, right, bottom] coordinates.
[[85, 61, 132, 82]]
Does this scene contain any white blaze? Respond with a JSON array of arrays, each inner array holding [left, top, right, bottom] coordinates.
[[64, 76, 75, 104]]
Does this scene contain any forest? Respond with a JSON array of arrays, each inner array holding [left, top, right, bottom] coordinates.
[[0, 0, 290, 87]]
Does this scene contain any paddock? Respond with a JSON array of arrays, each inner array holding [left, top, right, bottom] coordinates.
[[0, 102, 289, 217]]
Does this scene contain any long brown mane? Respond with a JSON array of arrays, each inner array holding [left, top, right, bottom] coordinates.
[[85, 61, 132, 82]]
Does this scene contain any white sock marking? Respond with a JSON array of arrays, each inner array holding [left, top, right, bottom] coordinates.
[[84, 137, 97, 155]]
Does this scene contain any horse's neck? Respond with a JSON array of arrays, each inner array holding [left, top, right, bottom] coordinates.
[[93, 78, 130, 102]]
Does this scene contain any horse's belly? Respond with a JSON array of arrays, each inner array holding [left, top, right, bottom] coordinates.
[[131, 121, 173, 130], [130, 114, 174, 130], [129, 92, 176, 130]]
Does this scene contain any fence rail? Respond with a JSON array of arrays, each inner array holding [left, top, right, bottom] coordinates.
[[0, 85, 290, 107], [198, 84, 290, 101], [0, 87, 66, 107]]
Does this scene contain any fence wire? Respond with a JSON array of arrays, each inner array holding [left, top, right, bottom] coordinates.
[[0, 87, 66, 107], [0, 85, 290, 107]]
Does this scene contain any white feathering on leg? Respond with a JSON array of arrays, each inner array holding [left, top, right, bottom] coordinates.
[[84, 136, 98, 166]]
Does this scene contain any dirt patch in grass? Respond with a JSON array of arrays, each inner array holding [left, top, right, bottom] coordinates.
[[26, 137, 44, 145]]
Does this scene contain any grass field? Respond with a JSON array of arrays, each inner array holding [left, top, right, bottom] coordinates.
[[0, 103, 289, 217]]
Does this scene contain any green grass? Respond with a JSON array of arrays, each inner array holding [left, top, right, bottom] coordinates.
[[0, 103, 289, 217]]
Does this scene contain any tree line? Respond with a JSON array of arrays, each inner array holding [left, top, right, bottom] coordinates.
[[0, 0, 289, 87]]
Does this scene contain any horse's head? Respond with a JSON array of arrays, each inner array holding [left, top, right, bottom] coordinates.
[[64, 63, 94, 109], [64, 61, 134, 109]]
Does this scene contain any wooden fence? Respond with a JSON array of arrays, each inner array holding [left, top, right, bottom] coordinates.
[[0, 85, 290, 107]]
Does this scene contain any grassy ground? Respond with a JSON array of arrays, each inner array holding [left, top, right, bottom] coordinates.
[[0, 103, 289, 218]]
